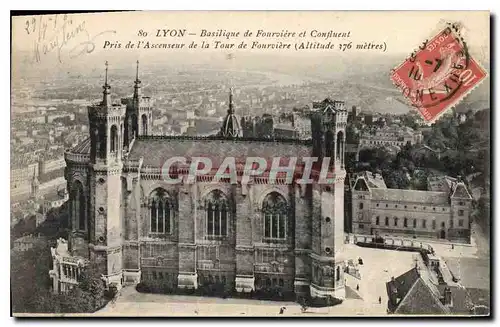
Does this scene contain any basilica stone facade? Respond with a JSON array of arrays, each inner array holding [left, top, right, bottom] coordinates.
[[56, 62, 348, 299]]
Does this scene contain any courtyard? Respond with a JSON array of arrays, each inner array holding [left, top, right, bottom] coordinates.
[[95, 244, 419, 317], [92, 228, 488, 317]]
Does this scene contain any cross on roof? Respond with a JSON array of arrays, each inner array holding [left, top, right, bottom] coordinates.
[[104, 61, 109, 86]]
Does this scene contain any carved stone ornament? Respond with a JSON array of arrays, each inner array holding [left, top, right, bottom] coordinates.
[[322, 266, 334, 277]]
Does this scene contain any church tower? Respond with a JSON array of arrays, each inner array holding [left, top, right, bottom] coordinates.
[[309, 98, 348, 300], [220, 87, 242, 138], [124, 61, 153, 151], [311, 98, 347, 170], [87, 61, 126, 287]]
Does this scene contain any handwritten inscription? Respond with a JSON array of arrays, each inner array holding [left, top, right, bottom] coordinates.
[[69, 30, 117, 59], [27, 14, 115, 64]]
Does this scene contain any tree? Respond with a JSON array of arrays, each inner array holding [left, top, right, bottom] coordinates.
[[11, 240, 108, 313], [346, 123, 359, 144], [476, 194, 490, 237], [77, 262, 107, 312], [382, 168, 410, 189], [401, 114, 419, 130], [11, 242, 53, 313]]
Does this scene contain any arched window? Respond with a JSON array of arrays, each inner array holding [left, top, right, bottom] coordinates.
[[205, 190, 229, 238], [149, 188, 173, 234], [110, 125, 118, 152], [336, 266, 340, 281], [99, 124, 107, 157], [325, 131, 334, 158], [120, 124, 124, 149], [72, 181, 86, 231], [336, 131, 345, 164], [91, 128, 98, 158], [359, 202, 364, 210], [404, 217, 408, 227], [142, 114, 148, 136], [262, 192, 288, 241], [131, 114, 138, 137], [385, 217, 389, 226]]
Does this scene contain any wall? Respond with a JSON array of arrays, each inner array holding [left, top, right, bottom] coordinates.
[[120, 173, 334, 290]]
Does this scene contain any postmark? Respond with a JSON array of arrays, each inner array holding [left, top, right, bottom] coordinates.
[[390, 23, 487, 122]]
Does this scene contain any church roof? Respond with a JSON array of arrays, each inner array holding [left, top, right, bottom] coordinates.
[[128, 136, 312, 167], [371, 188, 449, 205], [71, 137, 91, 154]]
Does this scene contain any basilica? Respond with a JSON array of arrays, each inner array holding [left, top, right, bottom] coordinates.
[[51, 62, 348, 300]]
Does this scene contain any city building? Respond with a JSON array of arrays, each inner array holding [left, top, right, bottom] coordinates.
[[51, 62, 349, 300], [241, 111, 311, 140], [241, 115, 274, 139], [347, 106, 358, 122], [350, 171, 473, 242], [363, 114, 374, 126], [358, 125, 423, 150], [12, 235, 47, 252]]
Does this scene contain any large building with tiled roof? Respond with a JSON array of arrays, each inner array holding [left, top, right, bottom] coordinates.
[[351, 171, 473, 242], [52, 62, 349, 300], [387, 266, 490, 315], [358, 125, 423, 151], [387, 267, 451, 315]]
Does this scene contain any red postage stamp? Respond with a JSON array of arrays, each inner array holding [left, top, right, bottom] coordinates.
[[390, 24, 487, 122]]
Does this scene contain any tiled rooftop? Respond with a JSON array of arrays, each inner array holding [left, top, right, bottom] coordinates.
[[70, 137, 91, 154], [128, 136, 313, 167], [371, 188, 449, 205]]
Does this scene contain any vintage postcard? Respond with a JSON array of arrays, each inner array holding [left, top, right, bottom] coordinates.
[[10, 11, 490, 317]]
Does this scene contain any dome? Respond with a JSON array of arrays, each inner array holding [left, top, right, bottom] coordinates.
[[220, 88, 242, 138], [221, 112, 242, 137]]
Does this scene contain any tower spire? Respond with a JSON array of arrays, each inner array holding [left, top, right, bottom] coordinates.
[[220, 86, 241, 138], [228, 87, 234, 114], [104, 61, 110, 86], [135, 60, 140, 83], [133, 60, 142, 101], [102, 61, 111, 106]]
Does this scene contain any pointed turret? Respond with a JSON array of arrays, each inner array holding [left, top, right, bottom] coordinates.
[[220, 87, 242, 138], [228, 87, 234, 114], [133, 60, 141, 101], [102, 61, 111, 107]]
